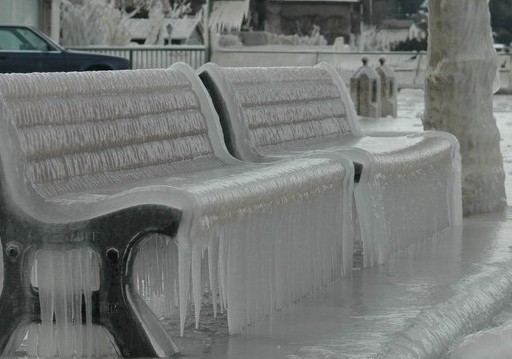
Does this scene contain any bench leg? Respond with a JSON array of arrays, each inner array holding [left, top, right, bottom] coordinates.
[[0, 205, 182, 357], [97, 239, 179, 357]]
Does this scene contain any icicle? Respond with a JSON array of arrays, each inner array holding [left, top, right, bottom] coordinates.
[[192, 242, 203, 329], [208, 235, 220, 318]]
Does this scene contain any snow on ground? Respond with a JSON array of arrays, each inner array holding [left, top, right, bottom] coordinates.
[[174, 89, 512, 359]]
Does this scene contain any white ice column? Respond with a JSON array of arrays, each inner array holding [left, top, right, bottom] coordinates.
[[423, 0, 506, 215]]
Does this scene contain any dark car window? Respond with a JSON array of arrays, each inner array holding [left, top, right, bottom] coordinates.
[[17, 28, 57, 51], [0, 28, 56, 51], [0, 29, 22, 50]]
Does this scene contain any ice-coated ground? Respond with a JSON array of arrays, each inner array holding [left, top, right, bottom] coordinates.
[[176, 89, 512, 359]]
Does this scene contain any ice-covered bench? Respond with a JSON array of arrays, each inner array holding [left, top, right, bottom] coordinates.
[[199, 62, 463, 267], [0, 63, 354, 357]]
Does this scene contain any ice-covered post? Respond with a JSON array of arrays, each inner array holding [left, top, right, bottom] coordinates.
[[350, 57, 381, 118], [376, 57, 397, 118], [423, 0, 507, 215]]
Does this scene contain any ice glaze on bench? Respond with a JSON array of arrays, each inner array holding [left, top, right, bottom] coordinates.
[[0, 63, 354, 356], [199, 62, 462, 267]]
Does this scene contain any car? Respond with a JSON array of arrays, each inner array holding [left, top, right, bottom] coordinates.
[[0, 25, 130, 73]]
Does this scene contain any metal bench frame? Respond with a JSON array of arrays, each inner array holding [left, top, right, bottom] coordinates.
[[0, 204, 181, 357]]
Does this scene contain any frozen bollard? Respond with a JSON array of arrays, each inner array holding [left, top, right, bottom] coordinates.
[[350, 57, 381, 118], [376, 57, 398, 117]]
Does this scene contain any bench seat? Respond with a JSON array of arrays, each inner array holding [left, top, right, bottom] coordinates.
[[199, 62, 462, 267], [42, 155, 352, 331], [0, 63, 353, 356]]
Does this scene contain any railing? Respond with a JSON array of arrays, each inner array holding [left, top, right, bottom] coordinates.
[[69, 45, 207, 70], [69, 45, 512, 93], [210, 47, 427, 88], [211, 47, 512, 92]]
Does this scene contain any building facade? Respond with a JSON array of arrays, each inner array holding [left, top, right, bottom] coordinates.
[[0, 0, 43, 28], [261, 0, 361, 45], [0, 0, 60, 41]]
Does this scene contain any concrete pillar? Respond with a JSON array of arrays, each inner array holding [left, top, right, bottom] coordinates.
[[424, 0, 506, 215], [376, 57, 397, 118], [350, 57, 381, 118]]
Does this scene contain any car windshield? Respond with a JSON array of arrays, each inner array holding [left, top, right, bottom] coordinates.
[[0, 27, 56, 51]]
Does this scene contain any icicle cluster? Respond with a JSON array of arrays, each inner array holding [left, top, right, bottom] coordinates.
[[196, 183, 344, 333], [134, 157, 351, 335], [353, 134, 460, 266], [24, 248, 116, 357], [134, 235, 181, 320]]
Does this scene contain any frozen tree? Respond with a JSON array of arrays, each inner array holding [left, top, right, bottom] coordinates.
[[143, 0, 192, 45], [61, 0, 134, 46], [60, 0, 184, 46], [356, 25, 391, 51], [144, 0, 165, 44], [423, 0, 507, 215]]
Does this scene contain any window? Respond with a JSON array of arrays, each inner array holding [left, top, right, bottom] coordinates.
[[16, 28, 56, 51], [0, 29, 23, 50], [0, 27, 56, 51]]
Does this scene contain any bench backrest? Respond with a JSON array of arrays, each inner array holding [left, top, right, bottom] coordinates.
[[199, 62, 362, 162], [0, 63, 230, 203]]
